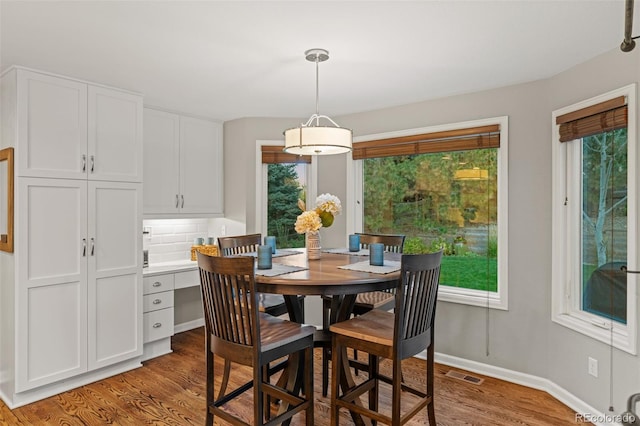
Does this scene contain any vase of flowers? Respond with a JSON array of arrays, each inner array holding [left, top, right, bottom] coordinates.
[[295, 193, 341, 260]]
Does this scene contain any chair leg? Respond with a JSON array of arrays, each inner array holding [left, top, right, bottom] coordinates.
[[369, 353, 379, 426], [392, 357, 402, 426], [254, 361, 264, 426], [217, 359, 231, 400], [206, 349, 214, 426], [330, 337, 341, 426], [263, 364, 271, 422], [305, 346, 314, 426], [427, 343, 436, 425]]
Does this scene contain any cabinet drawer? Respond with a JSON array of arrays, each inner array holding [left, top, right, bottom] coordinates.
[[143, 274, 175, 295], [144, 308, 174, 343], [175, 270, 199, 290], [143, 291, 174, 313]]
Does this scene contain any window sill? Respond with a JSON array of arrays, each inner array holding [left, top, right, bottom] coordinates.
[[552, 312, 636, 355], [438, 286, 508, 310]]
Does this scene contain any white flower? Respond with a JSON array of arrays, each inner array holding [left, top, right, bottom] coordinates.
[[315, 193, 342, 215], [295, 210, 322, 234]]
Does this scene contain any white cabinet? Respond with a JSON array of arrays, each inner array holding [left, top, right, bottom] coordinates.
[[16, 179, 88, 390], [15, 178, 143, 391], [142, 274, 175, 344], [0, 67, 144, 404], [143, 108, 223, 217], [15, 69, 142, 182]]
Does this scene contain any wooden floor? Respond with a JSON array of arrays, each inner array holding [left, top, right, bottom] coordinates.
[[0, 327, 579, 425]]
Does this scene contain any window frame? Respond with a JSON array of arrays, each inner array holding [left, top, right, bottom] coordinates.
[[348, 116, 509, 310], [255, 140, 317, 237], [551, 84, 638, 355]]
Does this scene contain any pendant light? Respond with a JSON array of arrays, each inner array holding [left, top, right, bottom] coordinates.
[[284, 48, 352, 155]]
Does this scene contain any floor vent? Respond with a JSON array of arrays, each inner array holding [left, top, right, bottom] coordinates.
[[445, 370, 484, 385]]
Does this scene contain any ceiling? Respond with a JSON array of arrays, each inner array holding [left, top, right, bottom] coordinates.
[[1, 1, 635, 122]]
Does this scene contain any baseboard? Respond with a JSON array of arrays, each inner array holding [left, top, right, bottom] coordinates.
[[427, 351, 620, 426], [1, 359, 142, 409], [173, 318, 204, 334]]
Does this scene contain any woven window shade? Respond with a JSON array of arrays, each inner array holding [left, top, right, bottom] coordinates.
[[556, 96, 627, 142], [261, 145, 311, 164], [352, 124, 500, 160]]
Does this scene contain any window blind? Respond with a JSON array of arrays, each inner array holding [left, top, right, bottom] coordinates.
[[556, 96, 627, 142], [352, 124, 500, 160], [261, 145, 311, 164]]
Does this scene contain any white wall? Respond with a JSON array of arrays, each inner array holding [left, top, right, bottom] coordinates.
[[223, 46, 640, 415]]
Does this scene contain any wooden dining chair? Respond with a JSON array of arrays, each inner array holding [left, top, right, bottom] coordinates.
[[321, 233, 405, 396], [197, 253, 315, 426], [218, 233, 303, 318], [330, 251, 442, 426]]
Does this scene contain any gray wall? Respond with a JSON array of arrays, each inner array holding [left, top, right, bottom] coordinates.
[[223, 47, 640, 413]]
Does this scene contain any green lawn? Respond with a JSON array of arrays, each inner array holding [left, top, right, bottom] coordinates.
[[440, 255, 498, 292]]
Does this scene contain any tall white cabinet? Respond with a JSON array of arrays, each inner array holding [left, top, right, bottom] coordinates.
[[0, 67, 143, 407], [143, 108, 223, 217]]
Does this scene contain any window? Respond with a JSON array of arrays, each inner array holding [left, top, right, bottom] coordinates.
[[351, 117, 509, 309], [552, 86, 637, 354], [256, 142, 316, 248]]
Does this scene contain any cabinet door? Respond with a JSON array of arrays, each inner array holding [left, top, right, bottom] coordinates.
[[143, 109, 180, 214], [16, 178, 88, 391], [179, 116, 223, 215], [16, 70, 88, 179], [88, 86, 143, 182], [87, 181, 143, 370]]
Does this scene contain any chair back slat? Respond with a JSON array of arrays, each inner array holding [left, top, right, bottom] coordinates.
[[358, 233, 405, 253], [198, 254, 259, 349], [218, 233, 262, 256], [395, 251, 442, 343]]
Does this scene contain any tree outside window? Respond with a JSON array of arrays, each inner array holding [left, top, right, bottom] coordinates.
[[267, 163, 306, 248], [362, 148, 498, 292]]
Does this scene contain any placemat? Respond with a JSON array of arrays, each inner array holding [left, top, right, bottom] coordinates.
[[338, 260, 401, 274], [273, 249, 302, 258], [236, 249, 301, 258], [322, 247, 370, 256], [255, 263, 308, 277]]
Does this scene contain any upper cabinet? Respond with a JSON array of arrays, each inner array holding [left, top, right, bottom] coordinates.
[[13, 69, 142, 182], [143, 108, 223, 217]]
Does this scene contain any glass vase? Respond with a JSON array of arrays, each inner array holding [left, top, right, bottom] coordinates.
[[306, 232, 321, 260]]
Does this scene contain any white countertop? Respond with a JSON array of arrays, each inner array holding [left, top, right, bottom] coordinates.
[[143, 260, 198, 276]]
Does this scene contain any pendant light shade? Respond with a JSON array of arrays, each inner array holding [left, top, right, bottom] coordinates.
[[284, 49, 352, 155]]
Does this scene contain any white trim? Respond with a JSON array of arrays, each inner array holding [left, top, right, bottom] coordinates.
[[0, 359, 142, 409], [428, 352, 620, 426], [551, 84, 637, 355], [173, 318, 204, 334], [349, 116, 509, 310], [254, 140, 317, 237]]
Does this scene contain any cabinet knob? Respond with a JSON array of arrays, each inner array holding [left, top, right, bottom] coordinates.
[[82, 154, 86, 172], [90, 155, 95, 173], [153, 299, 162, 305], [152, 282, 162, 287], [153, 322, 162, 328]]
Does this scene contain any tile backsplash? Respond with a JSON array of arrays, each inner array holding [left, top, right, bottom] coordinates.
[[144, 218, 210, 264]]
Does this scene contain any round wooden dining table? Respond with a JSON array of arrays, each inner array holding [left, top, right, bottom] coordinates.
[[255, 249, 401, 426]]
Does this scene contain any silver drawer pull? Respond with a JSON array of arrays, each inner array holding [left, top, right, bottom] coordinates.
[[153, 299, 162, 304], [152, 282, 162, 287], [153, 322, 162, 328]]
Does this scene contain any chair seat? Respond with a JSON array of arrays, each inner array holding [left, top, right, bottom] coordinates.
[[259, 312, 316, 353], [354, 291, 395, 310], [330, 309, 394, 347]]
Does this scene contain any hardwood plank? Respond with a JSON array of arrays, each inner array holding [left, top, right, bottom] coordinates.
[[1, 327, 578, 425]]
